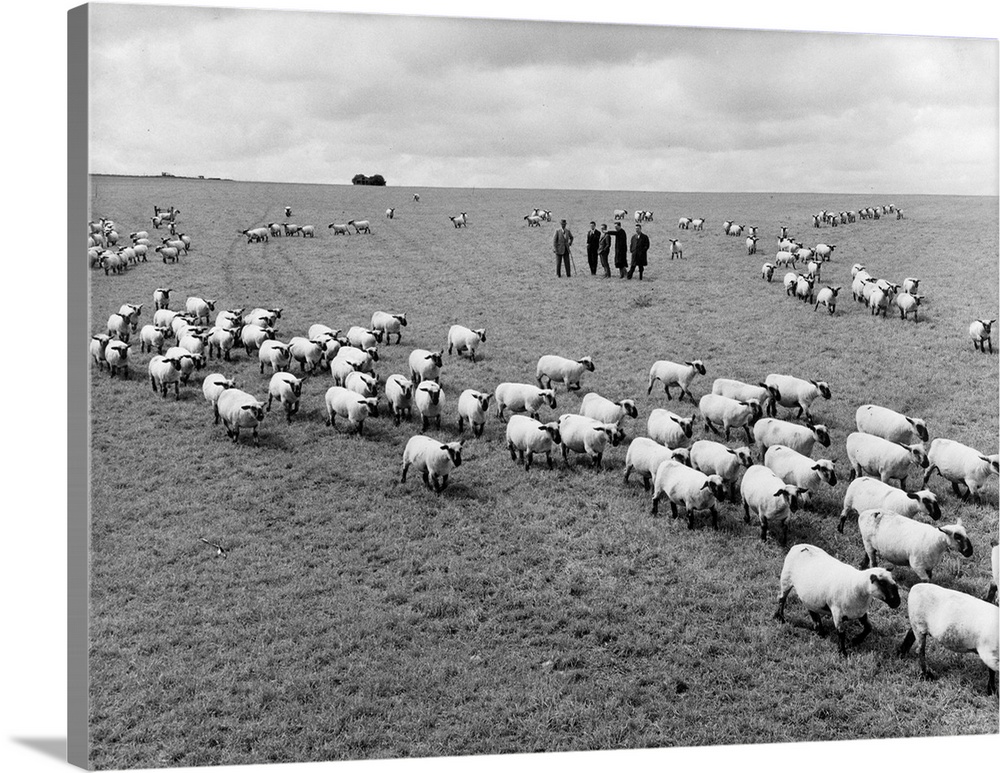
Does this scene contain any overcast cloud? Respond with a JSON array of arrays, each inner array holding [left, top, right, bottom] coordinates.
[[87, 2, 998, 195]]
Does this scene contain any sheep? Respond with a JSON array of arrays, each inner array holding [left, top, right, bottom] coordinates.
[[106, 312, 131, 343], [400, 436, 464, 493], [308, 323, 343, 342], [783, 271, 798, 296], [504, 416, 562, 470], [902, 277, 920, 294], [969, 318, 995, 353], [763, 444, 838, 511], [117, 303, 143, 332], [494, 382, 557, 421], [858, 509, 973, 582], [855, 404, 928, 444], [202, 373, 236, 424], [740, 464, 806, 544], [837, 476, 942, 533], [775, 251, 797, 269], [244, 307, 283, 329], [557, 413, 625, 470], [330, 348, 376, 384], [814, 243, 835, 261], [99, 251, 126, 275], [131, 244, 148, 262], [868, 286, 893, 318], [690, 217, 705, 231], [457, 389, 492, 437], [761, 262, 775, 282], [344, 370, 378, 399], [647, 408, 695, 449], [215, 308, 245, 331], [257, 340, 292, 375], [668, 239, 683, 259], [323, 385, 379, 435], [104, 340, 130, 378], [448, 212, 468, 228], [775, 543, 901, 656], [536, 355, 595, 391], [752, 417, 830, 456], [613, 209, 628, 220], [851, 273, 873, 302], [677, 217, 691, 229], [327, 223, 351, 235], [745, 235, 758, 255], [156, 245, 180, 263], [300, 225, 315, 237], [185, 297, 217, 325], [794, 275, 816, 304], [447, 325, 487, 361], [207, 326, 238, 362], [650, 460, 726, 529], [689, 439, 753, 502], [178, 329, 209, 358], [923, 437, 1000, 504], [524, 215, 542, 227], [138, 324, 170, 355], [898, 583, 998, 695], [408, 348, 443, 384], [216, 388, 266, 446], [151, 307, 183, 330], [698, 394, 761, 443], [712, 377, 781, 419], [267, 372, 305, 423], [727, 223, 744, 237], [89, 334, 110, 371], [987, 542, 999, 603], [286, 337, 325, 373], [282, 223, 302, 237], [346, 325, 383, 350], [370, 311, 406, 344], [763, 374, 830, 421], [414, 380, 445, 430], [384, 208, 395, 219], [846, 431, 929, 490], [579, 393, 638, 427], [383, 375, 414, 426], [646, 359, 705, 403], [164, 346, 204, 385], [623, 438, 691, 491], [812, 286, 840, 314], [240, 324, 276, 357], [148, 355, 185, 398]]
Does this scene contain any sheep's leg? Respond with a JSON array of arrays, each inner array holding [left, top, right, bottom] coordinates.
[[623, 465, 633, 484], [646, 378, 656, 395], [808, 611, 825, 635], [231, 426, 240, 444], [704, 417, 721, 436], [987, 668, 997, 696], [663, 385, 673, 400], [709, 507, 719, 530], [743, 426, 754, 444], [252, 427, 259, 447], [421, 471, 432, 490], [524, 452, 533, 471], [917, 634, 936, 680], [457, 416, 464, 432], [474, 423, 483, 438], [742, 498, 751, 524], [898, 629, 916, 657], [213, 405, 220, 425], [773, 589, 790, 623], [851, 614, 873, 646], [686, 508, 695, 530], [651, 492, 661, 516], [592, 453, 602, 471], [759, 516, 769, 542], [780, 521, 789, 546], [669, 501, 679, 520]]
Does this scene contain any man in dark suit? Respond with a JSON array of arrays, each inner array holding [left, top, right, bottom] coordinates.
[[597, 223, 611, 277], [612, 221, 628, 278], [627, 223, 650, 280], [585, 221, 600, 275], [553, 219, 574, 277]]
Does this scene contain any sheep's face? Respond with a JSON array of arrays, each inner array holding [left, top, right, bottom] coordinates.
[[579, 357, 595, 372], [942, 524, 974, 558], [911, 490, 941, 521], [396, 315, 408, 327], [734, 447, 754, 468], [687, 360, 706, 376], [607, 425, 626, 447], [813, 425, 831, 447], [810, 381, 831, 400], [475, 329, 487, 343], [670, 448, 692, 467], [475, 394, 491, 413], [705, 476, 726, 502], [744, 399, 763, 424], [443, 443, 463, 468], [542, 391, 557, 409], [427, 352, 443, 368], [869, 570, 901, 609], [542, 424, 561, 445], [242, 404, 265, 423], [672, 416, 694, 438], [420, 384, 441, 406], [620, 400, 638, 419], [812, 461, 837, 487]]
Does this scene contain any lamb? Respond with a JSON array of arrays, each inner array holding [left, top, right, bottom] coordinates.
[[752, 418, 830, 456], [646, 359, 705, 403], [89, 334, 110, 371], [505, 415, 562, 470], [400, 436, 464, 493], [812, 286, 841, 314], [775, 251, 797, 270], [348, 219, 371, 234], [690, 218, 705, 230], [668, 239, 683, 259], [646, 408, 695, 449], [240, 324, 275, 357], [384, 375, 414, 425], [846, 431, 929, 490], [536, 355, 595, 391], [614, 209, 628, 220], [267, 372, 305, 423], [138, 324, 169, 355], [344, 370, 378, 399], [763, 444, 838, 510], [370, 311, 407, 344], [327, 223, 351, 235], [300, 225, 315, 237], [216, 388, 266, 446], [837, 476, 941, 533], [257, 340, 292, 375], [898, 583, 998, 695], [814, 243, 836, 261], [763, 374, 831, 421], [893, 292, 923, 321], [712, 378, 781, 419], [745, 235, 758, 255], [385, 208, 395, 219], [414, 380, 445, 430], [557, 413, 625, 470], [775, 543, 901, 656], [969, 318, 995, 353], [783, 271, 798, 296], [323, 385, 379, 435], [457, 389, 492, 437], [923, 437, 1000, 504], [344, 326, 383, 351], [336, 345, 379, 376], [408, 349, 443, 384], [524, 215, 542, 227], [147, 355, 185, 399], [182, 297, 215, 326], [579, 393, 638, 427], [288, 337, 326, 373], [677, 217, 691, 229], [202, 373, 236, 424], [697, 394, 761, 443], [740, 464, 806, 544], [164, 346, 204, 385], [207, 327, 238, 362], [623, 438, 691, 491], [650, 460, 726, 529], [448, 212, 468, 228], [117, 303, 143, 332], [104, 340, 131, 379], [447, 325, 487, 361], [106, 312, 132, 343], [902, 277, 920, 294], [761, 262, 775, 282], [855, 404, 929, 444], [858, 509, 973, 582], [689, 439, 753, 502], [494, 382, 557, 421]]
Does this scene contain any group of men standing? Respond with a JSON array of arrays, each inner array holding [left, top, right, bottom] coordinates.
[[553, 219, 649, 280]]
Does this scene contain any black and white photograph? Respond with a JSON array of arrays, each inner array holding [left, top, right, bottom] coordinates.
[[5, 2, 1000, 773]]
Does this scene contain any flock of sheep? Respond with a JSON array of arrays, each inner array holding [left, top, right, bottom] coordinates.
[[88, 197, 999, 702]]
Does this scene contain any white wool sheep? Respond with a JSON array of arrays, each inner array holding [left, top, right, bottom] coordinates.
[[868, 286, 894, 317], [775, 543, 901, 656], [106, 312, 132, 343], [148, 355, 185, 399], [623, 437, 691, 491], [347, 325, 383, 350], [370, 312, 406, 344], [336, 345, 378, 376], [348, 219, 371, 233], [401, 436, 464, 492], [244, 307, 282, 329], [447, 325, 487, 361], [858, 509, 973, 582], [745, 235, 758, 255], [761, 262, 775, 282], [494, 382, 557, 421], [448, 213, 467, 228], [752, 417, 830, 456], [647, 408, 695, 449], [90, 334, 111, 371], [557, 413, 625, 469], [697, 394, 761, 443], [763, 374, 831, 421], [902, 277, 920, 294], [650, 460, 726, 529], [185, 297, 216, 325], [795, 275, 815, 304], [893, 292, 923, 322], [267, 372, 305, 423], [207, 327, 238, 362], [164, 346, 204, 385], [240, 324, 275, 356], [898, 583, 998, 695], [783, 271, 798, 296], [324, 385, 379, 435], [104, 340, 130, 379], [813, 286, 840, 314], [178, 329, 209, 358], [505, 415, 562, 470], [579, 393, 638, 427], [846, 431, 929, 490], [775, 251, 797, 270], [117, 303, 143, 332], [969, 319, 995, 353], [689, 439, 752, 502], [923, 437, 999, 504], [712, 377, 781, 418], [155, 245, 180, 263], [384, 374, 414, 426], [329, 357, 360, 387], [216, 388, 266, 446], [344, 370, 378, 399], [814, 243, 836, 261], [668, 239, 683, 259], [646, 359, 705, 403], [308, 323, 343, 342], [414, 380, 445, 430], [855, 404, 929, 444], [288, 337, 326, 373], [327, 223, 350, 235], [838, 476, 941, 533], [987, 542, 998, 603], [215, 308, 245, 331], [258, 340, 292, 374], [408, 349, 443, 384], [536, 355, 595, 391], [740, 464, 805, 545], [457, 389, 492, 437], [202, 373, 236, 424], [138, 324, 169, 355], [763, 444, 837, 510]]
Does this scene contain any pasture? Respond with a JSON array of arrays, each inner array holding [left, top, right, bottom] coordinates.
[[86, 176, 998, 768]]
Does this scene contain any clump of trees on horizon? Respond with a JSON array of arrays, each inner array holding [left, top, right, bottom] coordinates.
[[351, 173, 386, 186]]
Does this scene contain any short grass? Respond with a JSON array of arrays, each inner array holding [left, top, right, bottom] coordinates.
[[85, 177, 999, 769]]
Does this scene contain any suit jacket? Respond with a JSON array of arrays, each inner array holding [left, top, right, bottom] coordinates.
[[629, 233, 650, 266], [586, 229, 600, 256], [611, 229, 628, 266], [598, 232, 611, 256], [553, 227, 574, 255]]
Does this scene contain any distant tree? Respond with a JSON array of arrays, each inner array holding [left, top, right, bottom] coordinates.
[[351, 173, 387, 186]]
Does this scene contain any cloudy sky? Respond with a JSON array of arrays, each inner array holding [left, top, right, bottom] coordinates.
[[87, 1, 998, 195]]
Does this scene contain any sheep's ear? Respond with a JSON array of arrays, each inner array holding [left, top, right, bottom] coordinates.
[[774, 489, 788, 499], [700, 481, 711, 490]]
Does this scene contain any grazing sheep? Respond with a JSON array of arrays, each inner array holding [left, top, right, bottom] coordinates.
[[344, 370, 378, 399], [752, 417, 830, 456], [613, 209, 628, 220], [647, 359, 705, 403], [698, 394, 762, 443], [348, 219, 371, 234], [258, 340, 292, 375], [858, 509, 973, 582], [164, 347, 204, 385], [370, 311, 407, 344], [740, 464, 805, 544], [324, 386, 379, 435], [775, 543, 901, 656], [898, 583, 998, 695], [327, 223, 351, 235], [267, 372, 305, 423], [763, 374, 831, 420], [536, 355, 595, 391], [894, 292, 923, 322], [384, 374, 414, 425], [288, 337, 326, 373], [624, 439, 691, 491], [650, 460, 726, 529], [970, 319, 995, 353], [138, 324, 169, 355], [712, 378, 781, 418], [414, 380, 445, 430], [335, 345, 378, 376], [457, 389, 492, 437], [104, 340, 131, 379], [763, 444, 837, 510], [202, 373, 236, 424], [448, 212, 468, 228], [216, 388, 266, 446], [783, 271, 798, 296], [148, 355, 185, 398], [345, 325, 383, 351], [447, 325, 487, 361], [580, 393, 638, 427], [923, 438, 1000, 504], [400, 436, 464, 493], [207, 326, 238, 362], [494, 382, 557, 421], [408, 348, 443, 384], [846, 431, 929, 490], [689, 439, 753, 502], [761, 262, 775, 282], [647, 408, 695, 449], [505, 415, 562, 470], [855, 404, 929, 444], [813, 286, 840, 314], [557, 413, 625, 469], [814, 243, 836, 261], [838, 476, 941, 533]]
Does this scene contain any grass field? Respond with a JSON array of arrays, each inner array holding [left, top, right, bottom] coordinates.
[[86, 176, 998, 768]]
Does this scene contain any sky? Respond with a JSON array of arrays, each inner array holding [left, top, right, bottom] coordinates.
[[86, 2, 998, 195]]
